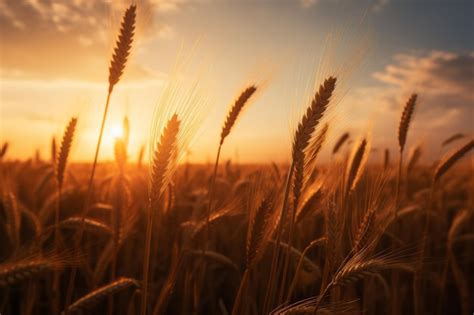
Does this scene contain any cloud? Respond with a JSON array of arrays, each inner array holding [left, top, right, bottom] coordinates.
[[371, 0, 390, 13], [299, 0, 319, 8], [347, 50, 473, 153], [0, 0, 174, 82], [373, 51, 474, 105]]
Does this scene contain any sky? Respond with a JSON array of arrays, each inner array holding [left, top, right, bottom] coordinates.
[[0, 0, 473, 164]]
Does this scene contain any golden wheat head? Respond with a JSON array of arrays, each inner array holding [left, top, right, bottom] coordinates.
[[55, 117, 77, 187], [108, 4, 136, 92], [65, 277, 139, 313], [332, 132, 349, 155], [434, 139, 473, 182], [150, 114, 180, 207], [220, 85, 257, 145], [398, 94, 417, 152]]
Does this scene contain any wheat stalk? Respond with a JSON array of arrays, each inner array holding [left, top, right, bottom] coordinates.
[[406, 145, 422, 174], [345, 138, 368, 193], [220, 85, 257, 145], [51, 136, 57, 166], [65, 5, 137, 307], [108, 5, 136, 93], [57, 217, 112, 235], [352, 209, 375, 253], [332, 132, 349, 155], [205, 84, 258, 251], [65, 277, 139, 314], [0, 256, 68, 287], [142, 114, 180, 315], [1, 191, 20, 250], [383, 148, 390, 170], [0, 142, 8, 160], [398, 94, 417, 153], [441, 132, 465, 147], [434, 139, 474, 182], [277, 77, 336, 306], [53, 117, 77, 314], [55, 117, 77, 187]]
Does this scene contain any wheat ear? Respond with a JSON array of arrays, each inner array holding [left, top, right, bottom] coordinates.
[[65, 277, 139, 314], [276, 76, 336, 307], [406, 145, 422, 174], [205, 84, 258, 262], [65, 5, 137, 307], [383, 148, 390, 170], [142, 115, 180, 315], [55, 117, 77, 187], [398, 94, 417, 152], [346, 138, 367, 193], [53, 117, 77, 314], [220, 85, 257, 145], [0, 260, 57, 287], [441, 132, 465, 146], [108, 5, 136, 92], [434, 139, 474, 182], [332, 132, 350, 155], [0, 142, 8, 160]]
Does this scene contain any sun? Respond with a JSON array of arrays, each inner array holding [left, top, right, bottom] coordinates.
[[110, 124, 124, 139]]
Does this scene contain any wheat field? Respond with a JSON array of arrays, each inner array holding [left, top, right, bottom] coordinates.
[[1, 3, 473, 315]]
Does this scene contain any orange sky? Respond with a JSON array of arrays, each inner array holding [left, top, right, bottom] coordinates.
[[1, 0, 472, 164]]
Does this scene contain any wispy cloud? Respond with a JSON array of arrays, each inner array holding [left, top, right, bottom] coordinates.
[[0, 0, 174, 81], [371, 0, 390, 13], [299, 0, 319, 9], [348, 50, 473, 152], [373, 51, 474, 104]]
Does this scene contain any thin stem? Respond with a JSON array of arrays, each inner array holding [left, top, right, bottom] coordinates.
[[52, 183, 62, 315], [286, 237, 326, 303], [278, 200, 297, 304], [109, 173, 123, 315], [64, 88, 113, 310], [391, 149, 403, 315], [313, 282, 334, 315], [141, 198, 156, 315], [395, 149, 404, 213], [231, 269, 250, 315], [413, 180, 435, 315], [205, 144, 222, 249], [262, 162, 295, 314]]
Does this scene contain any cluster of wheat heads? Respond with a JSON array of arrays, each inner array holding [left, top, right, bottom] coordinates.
[[1, 3, 474, 315]]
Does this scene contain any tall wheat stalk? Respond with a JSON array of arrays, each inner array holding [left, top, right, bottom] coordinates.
[[264, 76, 336, 312], [231, 191, 277, 315], [414, 139, 473, 315], [141, 114, 180, 315], [392, 94, 416, 315], [65, 4, 136, 308], [52, 117, 77, 315], [205, 85, 257, 248], [396, 94, 417, 210]]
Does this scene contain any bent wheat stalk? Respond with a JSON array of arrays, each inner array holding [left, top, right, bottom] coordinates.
[[205, 85, 257, 248]]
